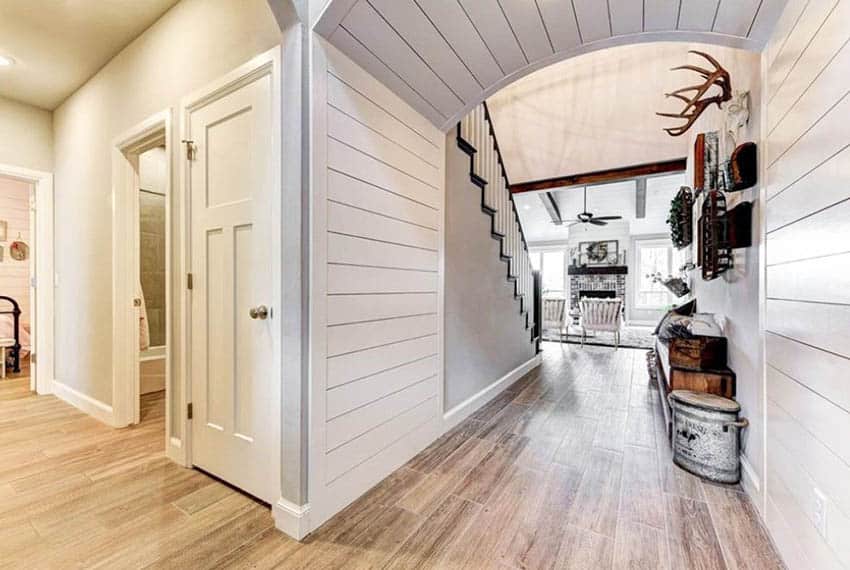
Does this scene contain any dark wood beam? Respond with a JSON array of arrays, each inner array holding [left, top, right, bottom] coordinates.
[[635, 178, 647, 219], [509, 158, 687, 194], [539, 192, 562, 225]]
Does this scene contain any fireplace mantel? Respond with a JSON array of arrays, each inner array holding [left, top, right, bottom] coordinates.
[[568, 265, 628, 275]]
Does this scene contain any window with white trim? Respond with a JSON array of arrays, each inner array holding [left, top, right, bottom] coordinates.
[[635, 238, 674, 308]]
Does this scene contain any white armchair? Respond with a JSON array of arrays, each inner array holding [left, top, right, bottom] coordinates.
[[542, 298, 567, 341], [579, 297, 623, 348]]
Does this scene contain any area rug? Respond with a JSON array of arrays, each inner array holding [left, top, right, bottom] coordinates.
[[542, 325, 655, 350]]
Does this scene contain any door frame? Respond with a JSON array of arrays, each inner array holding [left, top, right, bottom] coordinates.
[[111, 110, 172, 436], [0, 163, 54, 395], [179, 47, 282, 500]]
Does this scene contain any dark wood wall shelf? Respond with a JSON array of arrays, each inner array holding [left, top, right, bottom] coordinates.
[[568, 265, 628, 275]]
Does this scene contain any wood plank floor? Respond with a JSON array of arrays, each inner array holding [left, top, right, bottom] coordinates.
[[0, 345, 784, 569]]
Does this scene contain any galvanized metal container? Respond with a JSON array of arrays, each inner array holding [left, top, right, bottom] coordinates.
[[669, 390, 748, 484]]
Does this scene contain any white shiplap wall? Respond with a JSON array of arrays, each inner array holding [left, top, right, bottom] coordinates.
[[309, 39, 445, 529], [763, 0, 850, 567], [0, 177, 32, 335]]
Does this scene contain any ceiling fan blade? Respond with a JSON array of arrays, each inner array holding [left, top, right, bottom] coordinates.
[[589, 219, 607, 226], [593, 215, 623, 221]]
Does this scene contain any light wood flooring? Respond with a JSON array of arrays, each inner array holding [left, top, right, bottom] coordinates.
[[0, 344, 783, 569]]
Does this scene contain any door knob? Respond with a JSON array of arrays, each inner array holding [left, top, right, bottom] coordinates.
[[249, 305, 269, 320]]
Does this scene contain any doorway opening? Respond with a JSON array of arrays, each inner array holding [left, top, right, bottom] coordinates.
[[112, 111, 172, 454], [0, 165, 53, 397], [138, 145, 168, 424], [0, 176, 34, 388]]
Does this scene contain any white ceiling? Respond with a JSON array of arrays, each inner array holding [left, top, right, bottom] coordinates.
[[0, 0, 179, 109], [486, 41, 715, 184], [315, 0, 788, 129], [516, 172, 686, 243]]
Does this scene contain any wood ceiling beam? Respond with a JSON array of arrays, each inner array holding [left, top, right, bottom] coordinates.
[[509, 158, 687, 194], [635, 178, 647, 219], [539, 192, 563, 225]]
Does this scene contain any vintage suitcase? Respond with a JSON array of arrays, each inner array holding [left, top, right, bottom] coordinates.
[[668, 336, 727, 370], [669, 366, 735, 398]]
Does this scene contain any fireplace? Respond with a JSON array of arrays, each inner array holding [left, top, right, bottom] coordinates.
[[579, 290, 616, 299], [568, 265, 628, 313]]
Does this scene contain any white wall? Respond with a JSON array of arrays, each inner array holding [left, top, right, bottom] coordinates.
[[0, 95, 52, 172], [309, 38, 445, 530], [0, 176, 31, 336], [51, 0, 281, 419], [762, 0, 850, 567], [683, 46, 764, 501], [444, 133, 535, 411]]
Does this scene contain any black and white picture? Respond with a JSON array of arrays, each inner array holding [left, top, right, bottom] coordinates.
[[579, 240, 619, 265]]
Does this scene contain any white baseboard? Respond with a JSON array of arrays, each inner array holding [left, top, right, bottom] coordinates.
[[52, 379, 115, 426], [443, 353, 542, 432], [166, 436, 188, 466], [273, 497, 311, 540]]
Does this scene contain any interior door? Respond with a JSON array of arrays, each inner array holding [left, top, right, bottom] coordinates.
[[187, 68, 275, 503]]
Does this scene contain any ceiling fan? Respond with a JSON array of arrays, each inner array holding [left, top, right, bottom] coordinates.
[[555, 186, 623, 227]]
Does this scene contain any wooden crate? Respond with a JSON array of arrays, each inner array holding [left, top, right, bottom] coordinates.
[[669, 336, 727, 370], [669, 366, 736, 399]]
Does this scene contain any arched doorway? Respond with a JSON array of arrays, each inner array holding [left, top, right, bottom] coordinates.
[[313, 0, 785, 129]]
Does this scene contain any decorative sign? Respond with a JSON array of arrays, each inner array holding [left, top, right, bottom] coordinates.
[[9, 240, 28, 261]]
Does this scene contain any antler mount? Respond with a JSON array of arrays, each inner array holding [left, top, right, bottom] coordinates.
[[657, 50, 732, 137]]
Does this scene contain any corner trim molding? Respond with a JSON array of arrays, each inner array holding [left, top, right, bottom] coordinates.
[[443, 353, 542, 432], [740, 453, 761, 495], [273, 498, 312, 540], [52, 380, 116, 427]]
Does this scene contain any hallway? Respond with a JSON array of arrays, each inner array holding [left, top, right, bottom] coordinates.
[[0, 345, 781, 568]]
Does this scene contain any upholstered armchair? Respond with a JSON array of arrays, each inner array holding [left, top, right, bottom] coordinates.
[[579, 298, 623, 348], [542, 298, 567, 341]]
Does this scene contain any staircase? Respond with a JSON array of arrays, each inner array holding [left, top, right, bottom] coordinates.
[[456, 103, 536, 342]]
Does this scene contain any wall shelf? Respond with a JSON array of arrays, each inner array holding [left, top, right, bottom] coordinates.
[[568, 265, 628, 275]]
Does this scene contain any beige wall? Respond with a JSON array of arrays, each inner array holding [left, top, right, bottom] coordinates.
[[761, 0, 850, 567], [0, 176, 31, 335], [0, 95, 52, 172], [51, 0, 281, 410], [684, 46, 764, 498], [444, 133, 536, 410]]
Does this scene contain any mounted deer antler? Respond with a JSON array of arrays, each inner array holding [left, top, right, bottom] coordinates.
[[657, 50, 732, 137]]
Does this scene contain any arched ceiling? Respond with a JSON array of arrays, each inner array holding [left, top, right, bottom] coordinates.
[[315, 0, 788, 130]]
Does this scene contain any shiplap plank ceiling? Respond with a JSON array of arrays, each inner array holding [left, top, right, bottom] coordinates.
[[316, 0, 788, 130]]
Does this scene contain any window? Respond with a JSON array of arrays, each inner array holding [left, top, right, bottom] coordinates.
[[635, 239, 674, 308], [529, 251, 542, 271], [541, 250, 565, 296]]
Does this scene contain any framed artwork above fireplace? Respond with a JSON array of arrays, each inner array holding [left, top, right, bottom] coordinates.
[[578, 240, 619, 266]]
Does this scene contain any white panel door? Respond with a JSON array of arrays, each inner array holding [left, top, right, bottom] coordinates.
[[187, 68, 274, 503]]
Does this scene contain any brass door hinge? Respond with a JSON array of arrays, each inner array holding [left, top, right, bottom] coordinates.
[[187, 403, 193, 420], [187, 273, 193, 290], [181, 139, 196, 161]]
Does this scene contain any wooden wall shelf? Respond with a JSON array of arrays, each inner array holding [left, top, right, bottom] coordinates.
[[568, 265, 628, 275]]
